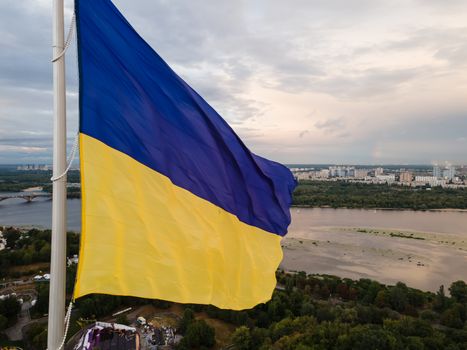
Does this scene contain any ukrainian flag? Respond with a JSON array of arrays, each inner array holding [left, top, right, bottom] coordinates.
[[74, 0, 296, 310]]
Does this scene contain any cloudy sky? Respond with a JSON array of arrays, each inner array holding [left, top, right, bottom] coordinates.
[[1, 0, 466, 165]]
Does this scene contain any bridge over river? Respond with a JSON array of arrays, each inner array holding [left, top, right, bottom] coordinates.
[[0, 193, 51, 203]]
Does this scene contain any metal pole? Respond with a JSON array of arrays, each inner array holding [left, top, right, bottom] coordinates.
[[48, 0, 67, 348]]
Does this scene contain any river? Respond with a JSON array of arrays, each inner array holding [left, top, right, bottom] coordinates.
[[284, 208, 467, 291], [0, 193, 81, 231], [0, 196, 466, 291]]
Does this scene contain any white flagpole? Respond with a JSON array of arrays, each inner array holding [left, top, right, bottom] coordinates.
[[48, 0, 67, 348]]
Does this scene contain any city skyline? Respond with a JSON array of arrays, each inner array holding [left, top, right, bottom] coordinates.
[[1, 0, 467, 164]]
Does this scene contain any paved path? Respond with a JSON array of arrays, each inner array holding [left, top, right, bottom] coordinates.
[[4, 300, 32, 341], [2, 287, 38, 341]]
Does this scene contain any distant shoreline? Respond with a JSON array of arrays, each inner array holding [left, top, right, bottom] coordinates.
[[1, 191, 466, 212], [292, 205, 467, 212]]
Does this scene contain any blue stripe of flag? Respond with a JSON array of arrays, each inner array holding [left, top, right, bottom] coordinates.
[[76, 0, 296, 236]]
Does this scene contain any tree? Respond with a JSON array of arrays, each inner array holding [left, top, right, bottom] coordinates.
[[66, 264, 78, 294], [319, 285, 331, 299], [449, 281, 467, 304], [116, 314, 130, 325], [389, 283, 408, 312], [404, 336, 424, 350], [232, 326, 252, 350], [179, 320, 215, 348], [274, 334, 301, 349], [375, 290, 389, 308], [0, 296, 21, 326], [0, 314, 8, 331], [316, 307, 335, 322], [270, 318, 296, 341], [362, 281, 381, 304], [384, 318, 433, 338], [77, 298, 95, 319], [419, 310, 438, 322], [356, 306, 383, 325], [39, 243, 51, 261], [336, 283, 349, 300], [433, 285, 449, 312], [339, 308, 358, 324], [440, 305, 464, 329], [3, 228, 21, 249], [407, 289, 426, 308], [249, 327, 268, 349], [267, 297, 286, 321], [32, 283, 50, 316], [25, 323, 48, 350], [300, 302, 315, 316], [32, 328, 48, 349], [178, 308, 195, 334], [338, 325, 397, 350]]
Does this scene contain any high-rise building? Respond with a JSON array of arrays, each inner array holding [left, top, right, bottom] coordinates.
[[433, 165, 441, 179], [336, 167, 346, 177], [443, 166, 456, 180], [400, 171, 413, 183], [319, 169, 330, 178], [376, 174, 396, 183], [375, 167, 384, 176], [415, 176, 445, 187], [354, 169, 369, 178], [328, 166, 354, 177]]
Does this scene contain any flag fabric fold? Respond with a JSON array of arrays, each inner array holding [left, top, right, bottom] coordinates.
[[74, 0, 296, 310]]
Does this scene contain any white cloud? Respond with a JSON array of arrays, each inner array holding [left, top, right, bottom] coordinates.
[[0, 145, 47, 153]]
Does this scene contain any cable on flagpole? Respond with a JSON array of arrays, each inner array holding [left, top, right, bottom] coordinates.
[[47, 300, 74, 350], [52, 12, 76, 63], [51, 9, 79, 183], [51, 132, 79, 182]]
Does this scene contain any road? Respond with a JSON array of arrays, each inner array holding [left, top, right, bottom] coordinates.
[[4, 298, 33, 341], [1, 284, 38, 341]]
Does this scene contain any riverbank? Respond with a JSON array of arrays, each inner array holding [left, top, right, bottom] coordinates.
[[293, 180, 467, 210], [21, 186, 43, 192], [3, 189, 467, 213]]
